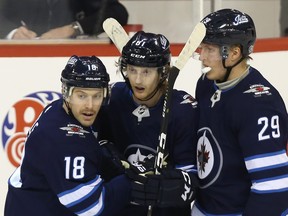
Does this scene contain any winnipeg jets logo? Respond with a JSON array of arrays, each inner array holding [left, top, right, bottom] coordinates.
[[244, 84, 271, 97], [127, 148, 146, 164], [197, 127, 223, 189], [198, 131, 211, 175], [60, 124, 89, 137], [233, 14, 248, 26], [210, 89, 221, 107], [132, 104, 150, 122]]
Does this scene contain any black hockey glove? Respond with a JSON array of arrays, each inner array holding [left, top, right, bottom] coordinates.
[[125, 154, 156, 182], [99, 140, 127, 181], [131, 169, 198, 207]]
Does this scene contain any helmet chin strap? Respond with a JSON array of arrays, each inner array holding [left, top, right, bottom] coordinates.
[[219, 56, 245, 83]]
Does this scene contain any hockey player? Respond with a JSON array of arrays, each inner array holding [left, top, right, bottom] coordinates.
[[192, 9, 288, 215], [96, 31, 199, 215], [4, 55, 132, 216]]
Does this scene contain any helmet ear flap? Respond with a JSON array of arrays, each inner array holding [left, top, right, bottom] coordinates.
[[221, 46, 229, 59], [102, 86, 111, 106]]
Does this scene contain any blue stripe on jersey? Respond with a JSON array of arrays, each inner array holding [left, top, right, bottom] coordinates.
[[251, 174, 288, 193], [76, 188, 105, 216], [245, 150, 288, 173], [58, 175, 103, 207], [281, 208, 288, 216]]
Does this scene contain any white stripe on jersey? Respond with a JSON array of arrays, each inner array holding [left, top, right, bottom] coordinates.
[[245, 150, 288, 173], [58, 175, 103, 207], [76, 189, 105, 216], [251, 175, 288, 193], [176, 164, 197, 173], [8, 167, 22, 188]]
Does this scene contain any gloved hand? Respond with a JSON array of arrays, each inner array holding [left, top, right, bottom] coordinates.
[[131, 169, 198, 207], [125, 154, 156, 183], [99, 140, 127, 181]]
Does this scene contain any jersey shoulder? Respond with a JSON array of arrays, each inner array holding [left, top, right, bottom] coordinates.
[[110, 82, 131, 99], [172, 89, 198, 109], [237, 67, 286, 110]]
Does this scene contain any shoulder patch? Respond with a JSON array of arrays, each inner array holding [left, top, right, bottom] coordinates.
[[180, 94, 198, 107], [243, 84, 271, 97], [60, 124, 90, 137]]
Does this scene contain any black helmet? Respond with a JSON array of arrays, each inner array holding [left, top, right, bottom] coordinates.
[[201, 9, 256, 58], [61, 55, 110, 104], [119, 31, 171, 87], [121, 31, 171, 68]]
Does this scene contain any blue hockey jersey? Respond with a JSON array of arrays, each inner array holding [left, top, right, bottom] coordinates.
[[4, 99, 131, 216], [194, 67, 288, 215], [96, 82, 199, 216]]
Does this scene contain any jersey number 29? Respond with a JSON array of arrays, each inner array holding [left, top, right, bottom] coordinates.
[[258, 115, 280, 141]]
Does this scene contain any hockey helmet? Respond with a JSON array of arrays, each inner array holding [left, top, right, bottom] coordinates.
[[120, 31, 171, 83], [201, 9, 256, 58], [61, 55, 110, 104], [121, 31, 171, 67]]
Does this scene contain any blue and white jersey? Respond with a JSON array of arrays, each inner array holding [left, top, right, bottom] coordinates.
[[5, 99, 131, 216], [194, 67, 288, 216], [97, 82, 199, 216]]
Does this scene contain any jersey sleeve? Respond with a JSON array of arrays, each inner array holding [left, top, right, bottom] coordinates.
[[236, 87, 288, 215], [24, 125, 131, 216]]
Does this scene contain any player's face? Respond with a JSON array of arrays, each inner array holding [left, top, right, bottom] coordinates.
[[68, 88, 104, 127], [126, 64, 161, 100], [199, 43, 226, 80]]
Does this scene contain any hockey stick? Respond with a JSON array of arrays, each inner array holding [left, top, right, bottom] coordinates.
[[154, 22, 206, 174], [102, 17, 129, 53], [146, 22, 206, 216]]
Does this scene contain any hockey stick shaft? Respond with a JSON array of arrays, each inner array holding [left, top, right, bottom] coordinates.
[[148, 23, 205, 216], [154, 22, 206, 174]]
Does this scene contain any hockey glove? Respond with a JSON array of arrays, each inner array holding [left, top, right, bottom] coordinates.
[[99, 140, 127, 181], [131, 169, 198, 207], [125, 154, 156, 182]]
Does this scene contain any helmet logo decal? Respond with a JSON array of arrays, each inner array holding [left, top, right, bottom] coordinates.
[[202, 17, 211, 24], [67, 56, 78, 65], [160, 36, 168, 49], [130, 53, 145, 59], [233, 14, 249, 26]]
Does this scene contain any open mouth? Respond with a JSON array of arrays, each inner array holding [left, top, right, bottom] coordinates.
[[134, 86, 145, 93]]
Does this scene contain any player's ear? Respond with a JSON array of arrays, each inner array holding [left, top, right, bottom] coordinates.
[[230, 45, 242, 61]]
